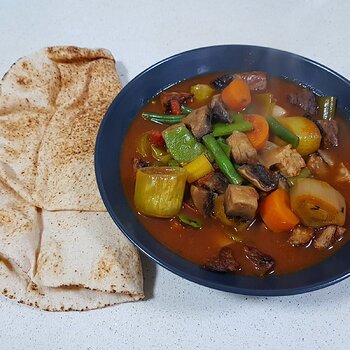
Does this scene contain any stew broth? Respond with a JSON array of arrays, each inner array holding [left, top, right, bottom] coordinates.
[[120, 74, 350, 275]]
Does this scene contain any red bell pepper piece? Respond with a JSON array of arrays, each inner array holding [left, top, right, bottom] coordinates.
[[170, 99, 181, 115], [149, 130, 165, 147]]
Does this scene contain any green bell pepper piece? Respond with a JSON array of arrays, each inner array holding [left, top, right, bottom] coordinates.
[[162, 123, 204, 163]]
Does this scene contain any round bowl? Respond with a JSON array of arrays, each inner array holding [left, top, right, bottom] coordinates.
[[95, 45, 350, 296]]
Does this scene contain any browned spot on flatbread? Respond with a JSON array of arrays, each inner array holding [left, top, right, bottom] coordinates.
[[16, 76, 32, 86], [94, 248, 116, 280], [0, 258, 13, 271]]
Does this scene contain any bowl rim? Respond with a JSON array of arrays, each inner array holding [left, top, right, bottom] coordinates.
[[95, 44, 350, 296]]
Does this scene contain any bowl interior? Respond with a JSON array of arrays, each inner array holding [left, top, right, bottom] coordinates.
[[95, 45, 350, 296]]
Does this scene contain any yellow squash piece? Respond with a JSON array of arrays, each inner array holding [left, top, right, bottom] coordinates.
[[213, 195, 235, 227], [183, 154, 213, 183], [190, 84, 214, 101], [134, 167, 187, 218], [136, 132, 152, 157], [150, 144, 172, 164], [213, 195, 251, 231], [290, 178, 346, 227]]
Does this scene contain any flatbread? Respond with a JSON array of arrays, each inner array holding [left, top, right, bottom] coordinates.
[[34, 48, 121, 210], [0, 51, 59, 205], [0, 47, 144, 311], [0, 259, 141, 312], [35, 210, 143, 295], [0, 46, 122, 210], [0, 180, 143, 311]]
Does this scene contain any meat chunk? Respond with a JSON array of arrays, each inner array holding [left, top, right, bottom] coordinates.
[[313, 225, 336, 249], [288, 88, 317, 115], [226, 131, 257, 164], [238, 164, 279, 192], [209, 94, 232, 123], [317, 149, 335, 167], [233, 71, 267, 91], [243, 245, 275, 276], [190, 185, 213, 217], [182, 105, 211, 139], [202, 247, 241, 272], [335, 226, 346, 240], [160, 91, 193, 113], [307, 153, 328, 176], [258, 143, 305, 177], [288, 225, 315, 246], [273, 144, 305, 177], [196, 172, 229, 194], [224, 185, 259, 220], [313, 225, 346, 249], [317, 119, 339, 148]]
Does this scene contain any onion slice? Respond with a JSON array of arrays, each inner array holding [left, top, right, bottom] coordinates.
[[290, 178, 346, 227]]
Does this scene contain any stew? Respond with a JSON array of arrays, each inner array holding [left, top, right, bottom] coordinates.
[[120, 72, 350, 276]]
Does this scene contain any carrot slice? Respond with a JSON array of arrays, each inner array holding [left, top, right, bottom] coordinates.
[[260, 188, 300, 233], [221, 79, 251, 111], [244, 114, 269, 150]]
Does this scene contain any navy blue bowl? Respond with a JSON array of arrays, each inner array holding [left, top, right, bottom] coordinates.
[[95, 45, 350, 296]]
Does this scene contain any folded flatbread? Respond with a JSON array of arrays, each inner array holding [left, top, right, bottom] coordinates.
[[0, 179, 143, 310], [0, 260, 141, 312], [0, 47, 144, 311], [0, 46, 121, 211], [35, 210, 143, 295]]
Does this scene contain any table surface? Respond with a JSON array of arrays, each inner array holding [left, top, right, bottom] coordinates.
[[1, 1, 350, 349]]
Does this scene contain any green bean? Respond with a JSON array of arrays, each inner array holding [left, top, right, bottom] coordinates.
[[231, 112, 245, 123], [177, 214, 202, 228], [267, 116, 299, 148], [216, 137, 231, 158], [212, 121, 254, 137], [150, 118, 182, 125], [142, 112, 185, 125], [142, 112, 179, 118], [317, 96, 337, 120], [203, 146, 215, 163], [202, 135, 243, 185], [180, 105, 193, 114]]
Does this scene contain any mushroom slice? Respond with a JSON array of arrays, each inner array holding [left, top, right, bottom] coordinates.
[[238, 164, 279, 192], [190, 185, 213, 217], [209, 94, 232, 123]]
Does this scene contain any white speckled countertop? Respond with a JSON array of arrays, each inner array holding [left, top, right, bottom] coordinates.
[[1, 1, 350, 349]]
